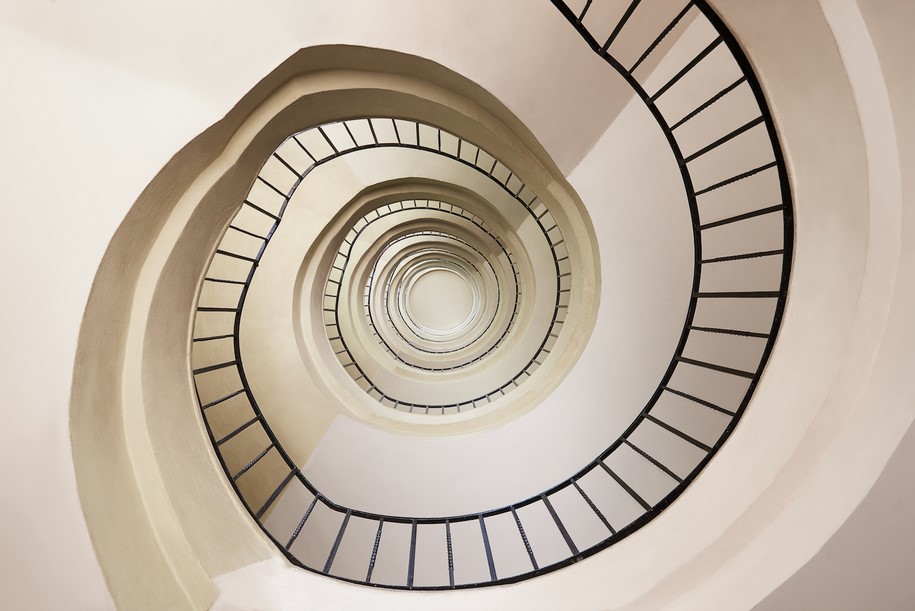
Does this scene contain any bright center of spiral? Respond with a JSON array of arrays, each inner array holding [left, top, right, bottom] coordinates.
[[406, 268, 475, 333]]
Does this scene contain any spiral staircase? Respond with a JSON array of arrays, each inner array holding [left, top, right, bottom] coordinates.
[[3, 0, 914, 609]]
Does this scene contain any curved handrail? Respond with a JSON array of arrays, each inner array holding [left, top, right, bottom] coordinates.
[[191, 0, 792, 590]]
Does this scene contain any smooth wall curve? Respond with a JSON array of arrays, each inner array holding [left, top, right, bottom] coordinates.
[[52, 1, 915, 610], [69, 45, 600, 609]]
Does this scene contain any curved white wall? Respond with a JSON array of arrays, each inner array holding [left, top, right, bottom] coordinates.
[[1, 0, 913, 609]]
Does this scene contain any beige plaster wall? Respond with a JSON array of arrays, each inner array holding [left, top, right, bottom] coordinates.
[[2, 0, 912, 610]]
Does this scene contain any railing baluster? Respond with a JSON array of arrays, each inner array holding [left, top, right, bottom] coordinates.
[[682, 116, 765, 164], [649, 37, 723, 103], [228, 224, 268, 241], [316, 125, 340, 155], [232, 443, 274, 480], [445, 520, 455, 587], [663, 385, 735, 416], [629, 2, 693, 74], [215, 249, 258, 264], [256, 175, 289, 199], [192, 360, 237, 374], [407, 520, 418, 587], [215, 415, 260, 446], [511, 507, 539, 569], [479, 515, 497, 581], [699, 204, 783, 230], [599, 461, 651, 511], [602, 0, 642, 52], [670, 76, 747, 130], [695, 290, 780, 298], [364, 518, 384, 583], [323, 510, 351, 574], [341, 122, 359, 148], [201, 388, 244, 409], [623, 439, 683, 483], [645, 413, 713, 452], [701, 248, 783, 264], [271, 151, 303, 179], [540, 494, 578, 555], [193, 333, 235, 344], [694, 161, 778, 196], [243, 200, 280, 221], [571, 479, 615, 535], [286, 495, 320, 550], [677, 355, 755, 379], [254, 469, 297, 520], [291, 134, 318, 164], [689, 325, 769, 339]]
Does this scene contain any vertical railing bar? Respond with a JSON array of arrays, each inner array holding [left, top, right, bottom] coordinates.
[[254, 469, 297, 520], [602, 0, 642, 51], [701, 248, 783, 264], [272, 151, 303, 179], [694, 160, 777, 196], [694, 290, 781, 299], [479, 515, 497, 581], [623, 439, 684, 483], [670, 75, 747, 130], [682, 115, 765, 164], [201, 277, 246, 286], [256, 175, 289, 200], [291, 134, 318, 163], [194, 306, 236, 314], [571, 479, 616, 535], [648, 36, 723, 103], [228, 224, 268, 241], [698, 203, 783, 230], [200, 388, 244, 409], [663, 386, 736, 416], [689, 325, 769, 339], [214, 414, 259, 446], [285, 494, 319, 550], [316, 125, 340, 155], [510, 506, 539, 570], [365, 518, 384, 584], [407, 520, 417, 588], [367, 118, 379, 145], [645, 413, 714, 452], [215, 249, 258, 263], [323, 510, 352, 574], [599, 461, 652, 511], [445, 520, 455, 587], [540, 494, 579, 555], [341, 121, 359, 148], [675, 355, 755, 379], [232, 443, 274, 481], [243, 199, 280, 221], [629, 1, 693, 73]]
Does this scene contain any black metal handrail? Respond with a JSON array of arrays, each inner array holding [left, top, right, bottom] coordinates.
[[191, 0, 792, 590]]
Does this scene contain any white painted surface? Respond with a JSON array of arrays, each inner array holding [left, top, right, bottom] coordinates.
[[2, 0, 913, 609], [406, 269, 475, 332]]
